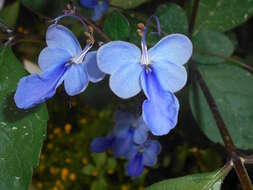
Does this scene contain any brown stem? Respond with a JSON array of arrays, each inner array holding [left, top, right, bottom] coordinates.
[[189, 0, 252, 189]]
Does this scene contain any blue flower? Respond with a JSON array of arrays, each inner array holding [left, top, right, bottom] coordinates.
[[126, 139, 161, 177], [80, 0, 109, 21], [97, 24, 192, 136], [90, 110, 149, 157], [14, 24, 105, 109]]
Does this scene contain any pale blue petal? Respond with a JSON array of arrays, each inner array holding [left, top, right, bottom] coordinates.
[[64, 64, 89, 96], [133, 119, 149, 144], [151, 61, 187, 93], [148, 34, 192, 66], [97, 41, 141, 74], [109, 62, 143, 99], [142, 140, 161, 167], [46, 24, 82, 56], [85, 51, 105, 83], [140, 70, 179, 136], [14, 64, 66, 109], [38, 47, 71, 71], [126, 154, 144, 177]]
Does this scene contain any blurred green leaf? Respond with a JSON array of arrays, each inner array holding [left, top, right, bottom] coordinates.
[[91, 178, 108, 190], [194, 0, 253, 34], [104, 10, 130, 40], [156, 3, 188, 35], [82, 164, 97, 175], [189, 62, 253, 150], [92, 153, 107, 168], [0, 1, 20, 27], [110, 0, 149, 9], [0, 47, 48, 190], [146, 169, 226, 190], [193, 30, 234, 64], [106, 157, 116, 170]]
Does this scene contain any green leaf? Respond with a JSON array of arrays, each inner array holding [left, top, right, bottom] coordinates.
[[145, 169, 226, 190], [0, 47, 48, 190], [156, 3, 188, 35], [189, 62, 253, 150], [0, 1, 20, 27], [194, 0, 253, 34], [110, 0, 149, 9], [82, 164, 97, 175], [105, 158, 116, 170], [92, 153, 107, 168], [104, 10, 130, 40], [193, 30, 234, 64], [91, 178, 108, 190]]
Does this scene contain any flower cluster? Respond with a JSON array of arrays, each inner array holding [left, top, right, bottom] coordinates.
[[14, 13, 192, 177], [90, 110, 161, 177]]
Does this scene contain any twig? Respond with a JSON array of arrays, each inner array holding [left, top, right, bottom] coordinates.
[[189, 0, 253, 189]]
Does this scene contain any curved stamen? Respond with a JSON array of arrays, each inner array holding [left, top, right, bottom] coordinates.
[[51, 13, 89, 32], [71, 41, 93, 64]]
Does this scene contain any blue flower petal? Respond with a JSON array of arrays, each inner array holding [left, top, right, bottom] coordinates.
[[126, 154, 144, 177], [85, 51, 105, 83], [38, 47, 71, 71], [80, 0, 98, 8], [140, 70, 179, 136], [142, 140, 161, 167], [46, 24, 82, 56], [133, 118, 149, 144], [90, 137, 113, 153], [92, 0, 109, 21], [148, 34, 192, 66], [151, 61, 187, 93], [64, 64, 89, 96], [112, 129, 134, 157], [97, 41, 141, 74], [14, 64, 66, 109], [109, 62, 143, 99]]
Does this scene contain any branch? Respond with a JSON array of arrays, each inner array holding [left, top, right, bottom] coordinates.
[[189, 0, 252, 189]]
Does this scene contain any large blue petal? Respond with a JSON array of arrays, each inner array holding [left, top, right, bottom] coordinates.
[[64, 64, 89, 96], [151, 61, 187, 93], [46, 24, 82, 56], [109, 62, 143, 99], [97, 41, 141, 74], [140, 70, 179, 136], [91, 0, 109, 21], [126, 154, 144, 177], [148, 34, 192, 66], [38, 47, 71, 71], [142, 140, 161, 167], [80, 0, 98, 8], [85, 51, 105, 83], [14, 64, 66, 109], [90, 137, 113, 153]]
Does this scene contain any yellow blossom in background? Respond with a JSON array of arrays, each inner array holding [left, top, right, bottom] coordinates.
[[52, 186, 58, 190], [50, 167, 59, 176], [53, 127, 62, 135], [107, 169, 114, 175], [138, 186, 145, 190], [47, 143, 53, 150], [36, 182, 43, 189], [56, 180, 64, 190], [82, 158, 88, 165], [80, 117, 87, 124], [69, 173, 76, 181], [121, 185, 128, 190], [71, 99, 77, 107], [64, 124, 72, 134], [39, 165, 45, 172], [65, 158, 71, 164], [61, 168, 69, 181], [91, 170, 98, 177]]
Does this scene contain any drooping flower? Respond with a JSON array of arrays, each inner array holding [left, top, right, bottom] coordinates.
[[97, 19, 192, 136], [126, 139, 161, 177], [90, 110, 149, 157], [80, 0, 109, 21], [15, 24, 105, 109]]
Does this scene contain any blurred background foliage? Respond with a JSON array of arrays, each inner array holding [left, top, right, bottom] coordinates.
[[0, 0, 253, 189]]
